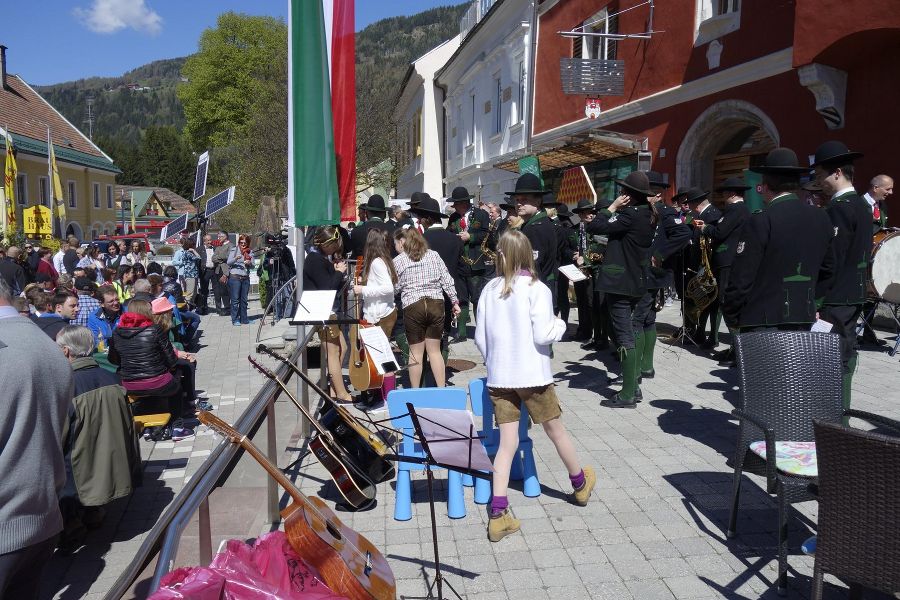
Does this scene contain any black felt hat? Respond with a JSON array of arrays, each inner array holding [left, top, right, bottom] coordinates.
[[409, 196, 448, 220], [750, 148, 810, 174], [556, 202, 573, 218], [449, 186, 474, 202], [810, 140, 864, 168], [615, 171, 653, 197], [684, 187, 710, 205], [672, 186, 690, 202], [361, 194, 388, 212], [499, 195, 516, 212], [715, 177, 751, 193], [409, 191, 429, 206], [507, 173, 550, 195], [572, 198, 597, 213], [802, 180, 824, 192], [646, 171, 669, 191]]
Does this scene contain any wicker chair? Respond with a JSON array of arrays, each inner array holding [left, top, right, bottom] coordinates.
[[727, 331, 896, 595], [812, 420, 900, 599]]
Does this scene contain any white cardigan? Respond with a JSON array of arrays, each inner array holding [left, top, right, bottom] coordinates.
[[474, 275, 566, 389], [357, 257, 396, 323]]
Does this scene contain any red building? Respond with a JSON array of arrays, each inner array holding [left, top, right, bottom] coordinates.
[[530, 0, 899, 212]]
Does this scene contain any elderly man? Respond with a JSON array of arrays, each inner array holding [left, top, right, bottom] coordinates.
[[0, 279, 72, 595], [55, 325, 139, 554], [862, 173, 893, 233]]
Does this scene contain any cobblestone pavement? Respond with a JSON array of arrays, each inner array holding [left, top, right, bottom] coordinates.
[[41, 302, 899, 599]]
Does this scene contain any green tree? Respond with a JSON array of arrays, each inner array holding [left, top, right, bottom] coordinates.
[[178, 12, 287, 152], [137, 126, 195, 198]]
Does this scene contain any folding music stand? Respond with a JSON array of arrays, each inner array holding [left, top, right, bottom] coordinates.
[[399, 403, 492, 600]]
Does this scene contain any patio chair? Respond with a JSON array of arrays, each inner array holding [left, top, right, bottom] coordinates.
[[386, 387, 467, 521], [811, 420, 900, 600], [467, 377, 540, 503], [727, 330, 894, 595]]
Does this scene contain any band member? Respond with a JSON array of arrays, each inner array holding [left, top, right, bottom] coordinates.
[[304, 226, 352, 402], [683, 188, 723, 346], [510, 173, 560, 308], [572, 199, 601, 342], [585, 171, 656, 408], [862, 174, 893, 233], [551, 202, 578, 328], [447, 187, 490, 341], [474, 230, 595, 542], [483, 202, 503, 277], [350, 195, 393, 258], [812, 140, 870, 411], [724, 147, 836, 331], [697, 177, 751, 361]]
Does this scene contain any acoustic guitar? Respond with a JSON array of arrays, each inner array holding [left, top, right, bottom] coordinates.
[[349, 258, 384, 392], [248, 356, 377, 509], [256, 345, 396, 485], [197, 411, 396, 600]]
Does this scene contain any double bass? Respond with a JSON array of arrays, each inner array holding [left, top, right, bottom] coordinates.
[[349, 258, 384, 392], [198, 411, 396, 600]]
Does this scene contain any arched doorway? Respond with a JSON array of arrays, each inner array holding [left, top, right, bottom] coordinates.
[[65, 222, 83, 242], [676, 100, 779, 192]]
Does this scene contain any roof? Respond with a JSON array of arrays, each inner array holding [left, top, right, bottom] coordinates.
[[0, 74, 119, 173], [435, 0, 508, 83], [115, 185, 193, 216], [494, 129, 643, 172]]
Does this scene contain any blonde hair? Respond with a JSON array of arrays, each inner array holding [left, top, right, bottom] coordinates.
[[507, 215, 524, 230], [496, 230, 538, 298], [152, 310, 173, 332], [402, 228, 428, 262]]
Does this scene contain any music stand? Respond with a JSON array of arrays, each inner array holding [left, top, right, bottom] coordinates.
[[400, 403, 492, 600]]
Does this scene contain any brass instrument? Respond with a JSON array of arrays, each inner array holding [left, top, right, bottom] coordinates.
[[461, 220, 497, 266], [685, 236, 718, 323]]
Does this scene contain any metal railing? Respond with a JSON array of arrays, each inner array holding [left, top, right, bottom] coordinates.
[[104, 327, 318, 599], [255, 274, 297, 343]]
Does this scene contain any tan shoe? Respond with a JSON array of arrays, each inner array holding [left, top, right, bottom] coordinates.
[[487, 508, 521, 542], [573, 466, 596, 506]]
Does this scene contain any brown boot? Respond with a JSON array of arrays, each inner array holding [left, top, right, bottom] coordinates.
[[487, 508, 521, 542], [573, 466, 596, 506]]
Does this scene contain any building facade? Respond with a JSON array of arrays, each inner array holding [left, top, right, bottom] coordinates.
[[0, 46, 120, 241], [436, 0, 535, 206], [531, 0, 900, 210]]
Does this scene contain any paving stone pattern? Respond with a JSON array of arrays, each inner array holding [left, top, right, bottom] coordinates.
[[41, 304, 900, 599]]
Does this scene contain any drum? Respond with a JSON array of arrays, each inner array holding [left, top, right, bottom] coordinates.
[[870, 230, 900, 304]]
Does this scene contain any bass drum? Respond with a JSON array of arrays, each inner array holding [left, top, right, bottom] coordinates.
[[870, 230, 900, 304]]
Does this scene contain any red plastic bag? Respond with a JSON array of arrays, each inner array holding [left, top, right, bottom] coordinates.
[[150, 531, 347, 599]]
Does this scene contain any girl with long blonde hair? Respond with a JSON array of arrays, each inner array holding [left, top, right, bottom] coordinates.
[[474, 230, 595, 542]]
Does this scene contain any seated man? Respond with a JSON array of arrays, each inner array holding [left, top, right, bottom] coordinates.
[[87, 284, 122, 351], [55, 325, 140, 554], [32, 291, 79, 340]]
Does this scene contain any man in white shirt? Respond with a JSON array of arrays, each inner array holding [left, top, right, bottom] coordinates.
[[861, 173, 893, 234], [52, 241, 68, 275]]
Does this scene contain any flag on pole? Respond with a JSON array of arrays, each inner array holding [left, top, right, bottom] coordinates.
[[49, 141, 65, 220], [3, 129, 16, 229], [287, 0, 340, 226], [329, 0, 357, 222], [130, 192, 136, 233]]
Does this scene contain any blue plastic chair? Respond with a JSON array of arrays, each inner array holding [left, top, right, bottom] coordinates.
[[386, 387, 468, 521], [467, 378, 540, 503]]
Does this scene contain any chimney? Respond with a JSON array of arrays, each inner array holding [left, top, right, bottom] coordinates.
[[0, 45, 6, 90]]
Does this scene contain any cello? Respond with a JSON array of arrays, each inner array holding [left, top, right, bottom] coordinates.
[[349, 257, 384, 392], [198, 411, 396, 600]]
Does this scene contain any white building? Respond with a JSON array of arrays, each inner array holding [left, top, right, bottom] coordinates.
[[436, 0, 534, 206], [393, 36, 461, 201]]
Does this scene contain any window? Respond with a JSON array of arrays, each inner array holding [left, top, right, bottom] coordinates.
[[469, 94, 476, 146], [93, 183, 100, 208], [67, 181, 77, 209], [455, 104, 463, 156], [695, 0, 741, 44], [412, 108, 422, 157], [39, 177, 49, 207], [579, 9, 618, 61], [492, 76, 502, 135], [716, 0, 739, 15], [106, 184, 113, 209], [517, 60, 526, 123], [15, 174, 26, 206]]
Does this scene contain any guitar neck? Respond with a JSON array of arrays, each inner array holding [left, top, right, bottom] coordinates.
[[260, 365, 331, 439], [261, 349, 349, 412], [239, 434, 308, 506]]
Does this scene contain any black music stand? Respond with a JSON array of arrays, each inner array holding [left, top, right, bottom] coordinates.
[[398, 403, 492, 600]]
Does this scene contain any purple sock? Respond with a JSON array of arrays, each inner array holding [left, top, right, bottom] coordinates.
[[490, 495, 508, 516], [570, 470, 585, 490]]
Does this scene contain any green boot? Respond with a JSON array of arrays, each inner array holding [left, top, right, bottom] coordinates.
[[395, 331, 410, 367], [841, 354, 857, 425], [712, 311, 723, 346], [604, 348, 638, 408], [632, 331, 645, 400], [641, 326, 657, 378], [456, 306, 469, 341]]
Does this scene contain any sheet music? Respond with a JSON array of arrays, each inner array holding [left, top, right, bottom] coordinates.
[[415, 408, 494, 472], [358, 326, 398, 374], [811, 319, 834, 333], [558, 264, 588, 282], [290, 290, 337, 322]]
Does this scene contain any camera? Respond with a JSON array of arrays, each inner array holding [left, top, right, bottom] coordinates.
[[264, 232, 288, 247]]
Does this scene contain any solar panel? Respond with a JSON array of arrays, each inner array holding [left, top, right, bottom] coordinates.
[[204, 186, 235, 219], [160, 213, 189, 243], [193, 151, 210, 202]]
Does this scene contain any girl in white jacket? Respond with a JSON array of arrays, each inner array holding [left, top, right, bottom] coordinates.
[[475, 230, 595, 542]]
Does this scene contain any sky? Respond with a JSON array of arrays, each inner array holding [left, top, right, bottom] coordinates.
[[4, 0, 462, 85]]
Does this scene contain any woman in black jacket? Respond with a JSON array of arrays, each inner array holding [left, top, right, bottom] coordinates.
[[109, 299, 192, 440]]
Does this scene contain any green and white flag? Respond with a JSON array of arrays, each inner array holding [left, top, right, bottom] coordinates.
[[287, 0, 340, 226], [518, 154, 543, 187]]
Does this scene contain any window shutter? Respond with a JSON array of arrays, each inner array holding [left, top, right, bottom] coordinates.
[[572, 36, 582, 59]]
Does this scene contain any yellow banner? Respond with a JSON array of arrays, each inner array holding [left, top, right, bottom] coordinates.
[[23, 205, 52, 238], [50, 143, 65, 220], [4, 131, 16, 228]]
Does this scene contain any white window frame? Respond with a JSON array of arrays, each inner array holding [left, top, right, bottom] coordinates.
[[93, 182, 100, 208], [67, 180, 77, 209], [455, 104, 464, 156], [468, 93, 476, 147], [517, 59, 526, 124], [106, 184, 113, 209], [15, 173, 26, 206], [492, 75, 502, 136], [694, 0, 741, 46], [580, 9, 618, 61], [39, 176, 49, 207]]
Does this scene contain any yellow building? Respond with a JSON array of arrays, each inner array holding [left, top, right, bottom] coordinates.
[[0, 46, 120, 241]]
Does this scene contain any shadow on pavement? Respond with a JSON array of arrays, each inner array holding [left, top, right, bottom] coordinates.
[[651, 399, 738, 458]]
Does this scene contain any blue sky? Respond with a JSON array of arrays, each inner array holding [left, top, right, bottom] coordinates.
[[4, 0, 462, 85]]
